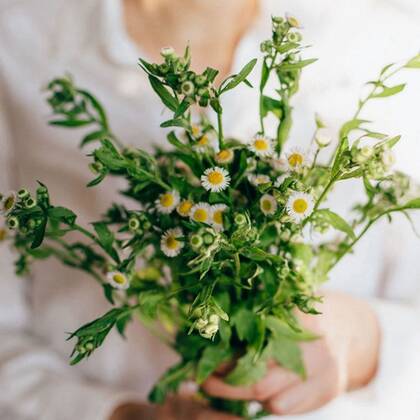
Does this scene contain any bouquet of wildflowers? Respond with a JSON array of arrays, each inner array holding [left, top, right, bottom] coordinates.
[[1, 15, 420, 418]]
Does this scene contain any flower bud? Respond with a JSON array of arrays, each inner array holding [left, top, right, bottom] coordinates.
[[287, 32, 301, 43], [272, 16, 285, 24], [181, 81, 195, 96], [85, 342, 94, 351], [208, 314, 220, 325], [195, 75, 207, 86], [17, 188, 29, 199], [160, 46, 175, 58], [7, 216, 19, 229], [24, 197, 37, 209], [314, 128, 332, 148], [202, 232, 215, 245], [159, 63, 169, 74], [203, 323, 219, 336], [195, 318, 208, 330], [128, 217, 140, 231], [190, 234, 203, 249], [1, 191, 17, 215], [286, 14, 301, 28], [234, 213, 247, 226], [381, 149, 395, 168]]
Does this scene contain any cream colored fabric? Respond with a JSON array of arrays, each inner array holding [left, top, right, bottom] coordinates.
[[0, 0, 420, 419]]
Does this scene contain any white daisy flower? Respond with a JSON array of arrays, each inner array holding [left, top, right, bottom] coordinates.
[[155, 190, 180, 214], [286, 191, 314, 223], [190, 202, 212, 224], [248, 174, 271, 186], [191, 123, 202, 138], [270, 157, 289, 172], [285, 147, 309, 171], [176, 200, 193, 217], [215, 149, 234, 165], [274, 173, 290, 188], [0, 191, 17, 215], [193, 132, 219, 153], [201, 167, 231, 193], [160, 227, 184, 257], [107, 271, 130, 290], [210, 204, 228, 231], [260, 194, 278, 216], [248, 134, 274, 157]]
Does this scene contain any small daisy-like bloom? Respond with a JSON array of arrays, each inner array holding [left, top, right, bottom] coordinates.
[[177, 200, 193, 217], [107, 271, 130, 290], [160, 227, 184, 257], [215, 149, 234, 165], [155, 190, 180, 214], [201, 167, 231, 193], [285, 147, 309, 171], [0, 191, 17, 215], [248, 174, 271, 186], [248, 134, 274, 157], [286, 192, 314, 223], [191, 124, 202, 138], [190, 202, 211, 224], [160, 46, 175, 58], [181, 81, 195, 96], [194, 132, 219, 153], [210, 204, 228, 231], [260, 194, 278, 216], [274, 173, 290, 188]]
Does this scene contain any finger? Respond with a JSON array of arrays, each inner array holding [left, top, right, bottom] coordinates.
[[202, 366, 301, 401], [265, 367, 341, 415]]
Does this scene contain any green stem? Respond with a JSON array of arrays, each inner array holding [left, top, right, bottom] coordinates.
[[217, 108, 224, 150]]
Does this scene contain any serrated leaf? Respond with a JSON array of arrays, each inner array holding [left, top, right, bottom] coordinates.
[[196, 344, 232, 384], [314, 209, 356, 239]]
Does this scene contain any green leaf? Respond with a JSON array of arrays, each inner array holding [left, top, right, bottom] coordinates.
[[278, 58, 317, 71], [196, 344, 232, 384], [372, 83, 405, 98], [314, 209, 356, 239], [260, 59, 270, 91], [49, 119, 93, 127], [261, 96, 282, 118], [266, 316, 318, 342], [404, 54, 420, 69], [402, 198, 420, 209], [148, 75, 179, 111], [221, 58, 257, 93], [339, 119, 370, 139], [48, 206, 77, 226], [225, 349, 267, 386], [148, 362, 193, 404], [231, 307, 258, 342], [78, 89, 109, 128], [269, 335, 306, 378], [138, 58, 159, 75], [80, 130, 108, 148]]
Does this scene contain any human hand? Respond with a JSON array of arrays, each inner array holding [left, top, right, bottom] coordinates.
[[203, 292, 380, 415], [109, 396, 240, 420]]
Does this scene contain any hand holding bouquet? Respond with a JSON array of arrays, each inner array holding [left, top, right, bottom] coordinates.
[[1, 15, 420, 418]]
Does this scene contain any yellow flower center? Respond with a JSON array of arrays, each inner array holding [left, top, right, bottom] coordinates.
[[178, 200, 193, 216], [0, 228, 7, 241], [160, 193, 174, 208], [292, 198, 308, 214], [192, 125, 200, 137], [207, 171, 224, 185], [254, 138, 269, 151], [113, 273, 126, 285], [288, 153, 304, 167], [213, 210, 224, 224], [198, 135, 209, 146], [193, 209, 208, 222], [166, 236, 179, 250], [262, 199, 273, 212], [217, 150, 232, 162]]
